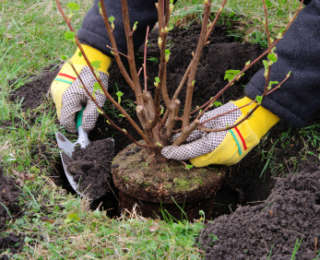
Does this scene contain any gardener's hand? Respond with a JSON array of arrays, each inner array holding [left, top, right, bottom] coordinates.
[[50, 44, 111, 133], [161, 97, 279, 167]]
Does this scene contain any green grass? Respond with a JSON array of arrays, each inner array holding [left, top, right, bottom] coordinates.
[[0, 0, 318, 259]]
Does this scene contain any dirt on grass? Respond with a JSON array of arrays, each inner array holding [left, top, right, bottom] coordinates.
[[8, 21, 320, 258], [0, 167, 24, 257], [198, 168, 320, 259], [0, 167, 21, 231]]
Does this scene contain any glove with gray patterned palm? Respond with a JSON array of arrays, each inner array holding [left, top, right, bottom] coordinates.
[[161, 97, 279, 167], [50, 44, 111, 133], [59, 66, 108, 133]]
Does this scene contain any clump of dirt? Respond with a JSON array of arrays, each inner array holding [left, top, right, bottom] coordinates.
[[198, 169, 320, 259], [0, 167, 21, 230], [66, 138, 115, 199], [0, 233, 24, 255], [9, 65, 59, 111]]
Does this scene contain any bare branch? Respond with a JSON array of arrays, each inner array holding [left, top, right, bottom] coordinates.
[[143, 26, 150, 92], [99, 0, 136, 93], [181, 0, 212, 128], [120, 0, 144, 105]]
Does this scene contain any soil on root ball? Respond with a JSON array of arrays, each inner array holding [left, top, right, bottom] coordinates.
[[198, 168, 320, 260], [112, 142, 226, 220]]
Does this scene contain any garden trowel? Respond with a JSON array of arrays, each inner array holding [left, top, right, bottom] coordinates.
[[55, 108, 89, 197]]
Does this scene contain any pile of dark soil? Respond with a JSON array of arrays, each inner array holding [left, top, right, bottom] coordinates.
[[198, 169, 320, 259], [0, 167, 21, 230], [66, 138, 115, 199], [9, 65, 59, 110]]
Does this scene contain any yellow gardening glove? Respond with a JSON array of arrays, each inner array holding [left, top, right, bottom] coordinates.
[[50, 44, 111, 132], [161, 97, 279, 167]]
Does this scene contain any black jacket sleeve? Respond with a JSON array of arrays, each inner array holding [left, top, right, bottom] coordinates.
[[78, 0, 158, 55], [245, 0, 320, 127]]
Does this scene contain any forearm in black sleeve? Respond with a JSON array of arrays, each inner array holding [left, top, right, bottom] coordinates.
[[245, 0, 320, 127], [78, 0, 158, 55]]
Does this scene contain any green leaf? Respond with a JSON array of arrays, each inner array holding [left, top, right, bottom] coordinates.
[[132, 21, 139, 31], [160, 105, 165, 115], [213, 101, 222, 107], [91, 60, 102, 70], [165, 49, 171, 62], [154, 76, 160, 87], [116, 91, 124, 104], [224, 69, 242, 83], [60, 55, 68, 61], [255, 95, 263, 104], [147, 57, 158, 63], [262, 60, 269, 71], [185, 164, 193, 170], [267, 80, 279, 90], [64, 31, 75, 42], [93, 82, 103, 95], [67, 2, 80, 11], [267, 52, 278, 63], [108, 16, 115, 23]]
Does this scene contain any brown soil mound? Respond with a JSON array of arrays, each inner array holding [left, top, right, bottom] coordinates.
[[198, 169, 320, 259], [0, 167, 21, 230]]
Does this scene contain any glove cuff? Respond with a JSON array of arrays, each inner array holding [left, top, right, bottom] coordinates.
[[70, 44, 112, 73], [232, 96, 280, 139]]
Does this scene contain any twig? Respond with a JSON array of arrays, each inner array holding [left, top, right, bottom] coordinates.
[[181, 0, 212, 128], [120, 0, 143, 105], [99, 0, 136, 93], [143, 26, 150, 92]]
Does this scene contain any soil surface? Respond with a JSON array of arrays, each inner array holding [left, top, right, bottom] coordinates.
[[9, 65, 59, 111], [199, 168, 320, 259], [0, 167, 21, 231], [0, 167, 24, 257]]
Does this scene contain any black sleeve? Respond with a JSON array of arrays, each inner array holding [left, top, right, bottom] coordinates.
[[78, 0, 158, 55], [245, 0, 320, 127]]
